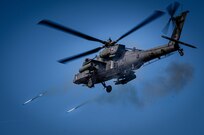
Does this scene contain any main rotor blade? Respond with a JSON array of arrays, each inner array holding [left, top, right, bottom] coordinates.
[[58, 47, 103, 64], [38, 20, 106, 44], [115, 10, 165, 43]]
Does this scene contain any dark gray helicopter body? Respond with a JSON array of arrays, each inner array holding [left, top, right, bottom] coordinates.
[[39, 2, 196, 93]]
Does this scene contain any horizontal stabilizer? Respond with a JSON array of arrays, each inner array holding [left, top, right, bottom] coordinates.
[[162, 35, 197, 49]]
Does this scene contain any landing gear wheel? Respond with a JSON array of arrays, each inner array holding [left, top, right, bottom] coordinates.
[[101, 82, 112, 93], [106, 85, 112, 93]]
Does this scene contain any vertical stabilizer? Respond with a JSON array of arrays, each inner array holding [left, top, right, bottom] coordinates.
[[169, 11, 189, 46]]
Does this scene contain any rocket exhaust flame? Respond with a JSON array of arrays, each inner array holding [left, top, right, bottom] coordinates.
[[67, 107, 76, 113], [67, 100, 91, 113], [23, 91, 47, 105]]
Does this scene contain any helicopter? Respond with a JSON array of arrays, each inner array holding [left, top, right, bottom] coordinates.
[[38, 2, 196, 93]]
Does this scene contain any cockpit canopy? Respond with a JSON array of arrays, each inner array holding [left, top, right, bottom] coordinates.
[[99, 44, 125, 58]]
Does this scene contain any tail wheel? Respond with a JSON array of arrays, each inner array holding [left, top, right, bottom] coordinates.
[[178, 49, 184, 56]]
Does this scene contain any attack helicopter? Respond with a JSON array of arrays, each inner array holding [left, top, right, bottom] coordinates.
[[38, 2, 196, 93]]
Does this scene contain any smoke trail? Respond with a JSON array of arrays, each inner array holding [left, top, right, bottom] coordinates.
[[43, 81, 72, 96], [141, 61, 194, 103], [23, 80, 72, 105], [94, 85, 143, 107], [91, 61, 194, 107]]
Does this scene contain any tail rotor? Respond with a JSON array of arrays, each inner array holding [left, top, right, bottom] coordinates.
[[162, 1, 180, 34]]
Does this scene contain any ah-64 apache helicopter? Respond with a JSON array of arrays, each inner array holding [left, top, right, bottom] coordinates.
[[38, 2, 196, 93]]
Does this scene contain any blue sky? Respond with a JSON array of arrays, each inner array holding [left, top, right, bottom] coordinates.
[[0, 0, 204, 135]]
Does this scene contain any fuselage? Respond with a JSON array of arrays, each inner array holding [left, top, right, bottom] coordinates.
[[73, 43, 179, 85]]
